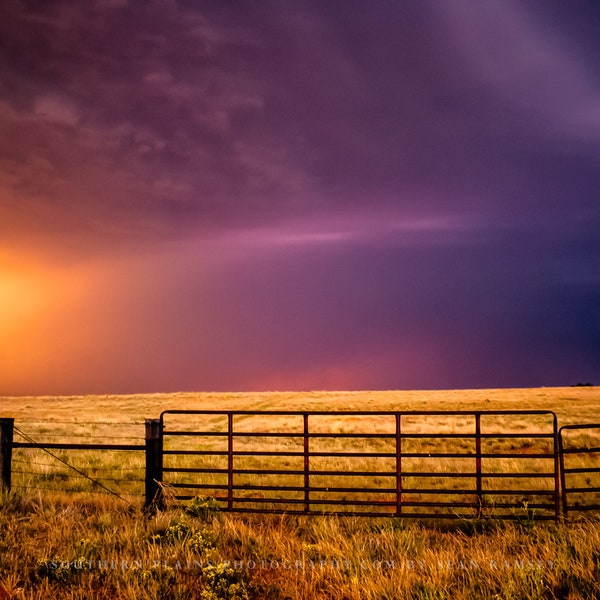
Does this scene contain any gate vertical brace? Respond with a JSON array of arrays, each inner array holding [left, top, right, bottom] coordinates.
[[0, 418, 14, 494], [145, 418, 163, 511], [227, 413, 234, 511], [396, 413, 402, 517], [475, 413, 482, 518], [303, 413, 310, 513], [558, 424, 567, 521]]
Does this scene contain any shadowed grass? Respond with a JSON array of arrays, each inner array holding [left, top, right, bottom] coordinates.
[[0, 492, 599, 599]]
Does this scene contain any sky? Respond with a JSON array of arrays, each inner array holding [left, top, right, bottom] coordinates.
[[1, 0, 599, 395]]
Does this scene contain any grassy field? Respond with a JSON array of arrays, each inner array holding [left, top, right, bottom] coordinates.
[[2, 386, 600, 423], [2, 387, 599, 514], [0, 387, 599, 598]]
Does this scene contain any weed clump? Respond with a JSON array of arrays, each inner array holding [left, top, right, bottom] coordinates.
[[201, 563, 250, 600], [185, 496, 222, 520]]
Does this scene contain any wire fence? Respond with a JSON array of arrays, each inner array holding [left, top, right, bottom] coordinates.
[[1, 413, 600, 519], [6, 421, 146, 503]]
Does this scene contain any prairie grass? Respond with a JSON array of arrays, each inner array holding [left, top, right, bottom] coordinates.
[[0, 388, 599, 597], [3, 386, 600, 427], [2, 389, 599, 513], [0, 491, 599, 599]]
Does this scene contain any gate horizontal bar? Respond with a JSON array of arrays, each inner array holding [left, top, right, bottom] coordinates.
[[563, 467, 600, 474], [161, 450, 555, 459], [401, 472, 555, 478], [162, 430, 554, 439], [561, 447, 600, 454], [161, 409, 557, 416]]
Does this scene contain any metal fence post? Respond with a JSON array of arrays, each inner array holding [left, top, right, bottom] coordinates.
[[145, 418, 163, 510], [553, 416, 562, 522], [558, 426, 568, 520], [227, 413, 233, 510], [396, 413, 402, 517], [0, 418, 14, 493], [475, 413, 482, 517], [304, 413, 310, 513]]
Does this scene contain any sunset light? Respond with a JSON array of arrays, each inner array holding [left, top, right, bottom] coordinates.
[[0, 1, 598, 394], [2, 5, 599, 599]]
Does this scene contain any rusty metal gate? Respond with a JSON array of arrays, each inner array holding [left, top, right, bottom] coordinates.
[[159, 410, 559, 520], [559, 424, 600, 518]]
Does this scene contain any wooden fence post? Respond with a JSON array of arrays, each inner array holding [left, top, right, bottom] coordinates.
[[145, 418, 163, 510], [0, 418, 14, 493]]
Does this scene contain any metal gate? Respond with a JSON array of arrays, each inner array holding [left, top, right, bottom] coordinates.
[[559, 424, 600, 518], [159, 410, 559, 520]]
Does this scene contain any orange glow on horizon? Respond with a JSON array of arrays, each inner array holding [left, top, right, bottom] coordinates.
[[0, 271, 43, 329], [0, 243, 216, 395], [0, 247, 122, 394], [1, 252, 78, 392]]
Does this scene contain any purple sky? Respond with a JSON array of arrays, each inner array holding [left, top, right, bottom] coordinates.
[[1, 0, 599, 395]]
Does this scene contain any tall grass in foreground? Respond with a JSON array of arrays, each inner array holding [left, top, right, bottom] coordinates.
[[0, 492, 599, 599]]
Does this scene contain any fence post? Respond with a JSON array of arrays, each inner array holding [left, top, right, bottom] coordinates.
[[554, 417, 562, 522], [227, 413, 233, 510], [395, 413, 402, 517], [145, 418, 163, 510], [0, 418, 14, 494], [475, 413, 482, 517], [303, 413, 310, 513]]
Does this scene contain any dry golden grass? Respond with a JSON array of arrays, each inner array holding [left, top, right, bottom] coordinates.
[[1, 388, 599, 598], [0, 492, 599, 599], [2, 386, 600, 424], [2, 387, 599, 513]]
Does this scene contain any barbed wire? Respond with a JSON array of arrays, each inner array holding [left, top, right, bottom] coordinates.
[[12, 459, 59, 468], [16, 420, 146, 425], [14, 433, 144, 440], [71, 466, 145, 472], [87, 477, 143, 483], [13, 469, 142, 480], [11, 484, 144, 497], [13, 426, 133, 505], [14, 474, 143, 488], [83, 467, 145, 472], [13, 470, 75, 477], [12, 459, 144, 473]]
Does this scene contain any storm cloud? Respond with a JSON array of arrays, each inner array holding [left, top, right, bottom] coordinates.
[[1, 0, 598, 394]]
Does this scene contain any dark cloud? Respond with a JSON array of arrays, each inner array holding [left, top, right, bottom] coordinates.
[[0, 0, 315, 240], [2, 0, 599, 234], [0, 0, 598, 393]]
